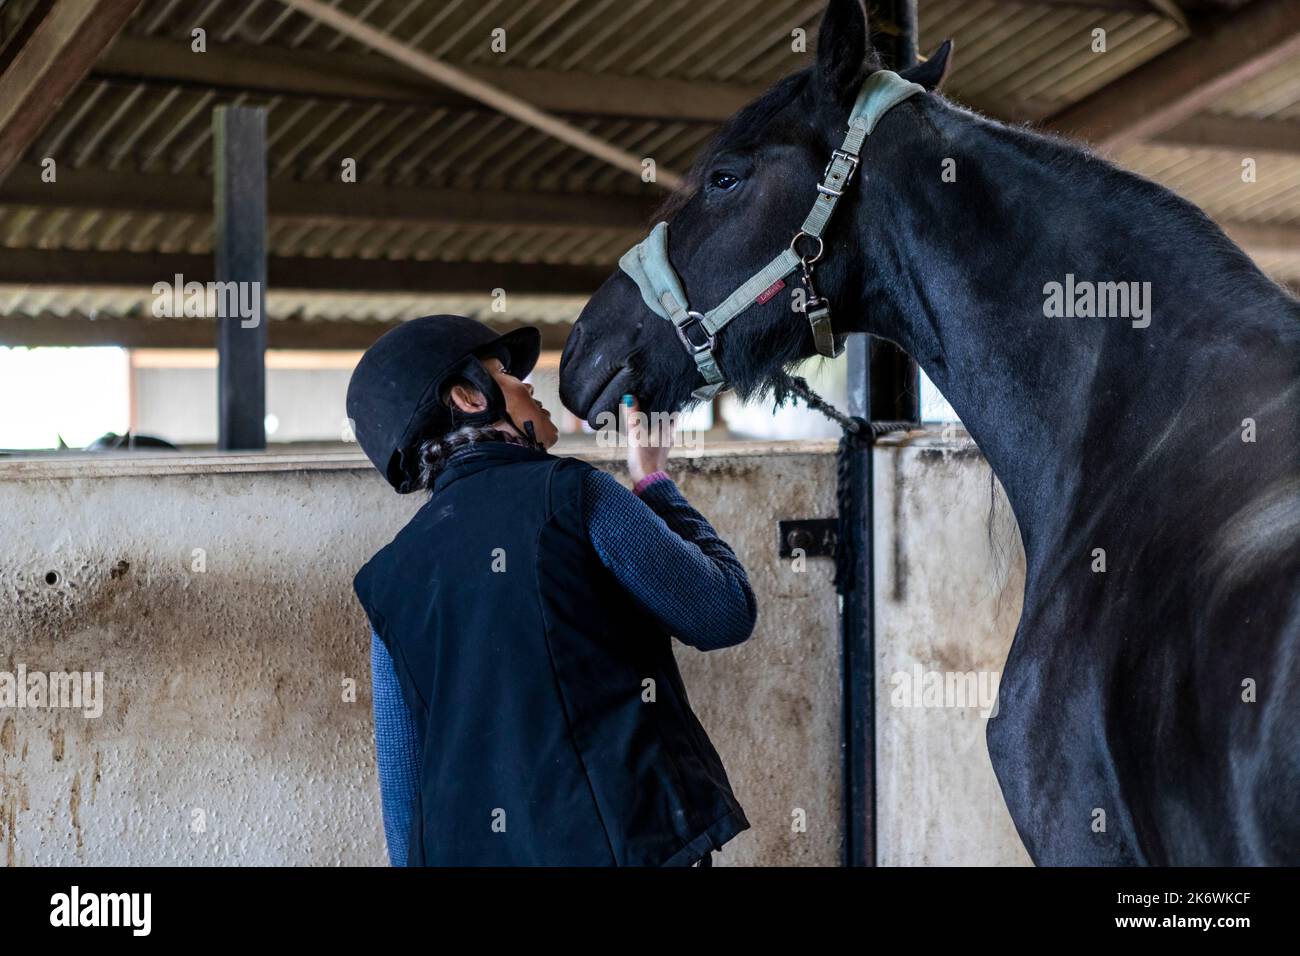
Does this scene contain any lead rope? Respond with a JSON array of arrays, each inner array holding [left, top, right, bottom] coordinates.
[[777, 373, 913, 595]]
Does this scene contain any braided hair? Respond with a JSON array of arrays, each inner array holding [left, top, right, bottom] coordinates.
[[416, 423, 533, 491]]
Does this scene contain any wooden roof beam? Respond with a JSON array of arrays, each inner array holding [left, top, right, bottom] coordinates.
[[0, 166, 655, 230], [276, 0, 683, 189], [1154, 114, 1300, 153], [0, 0, 144, 184], [95, 35, 760, 125], [1032, 0, 1169, 9], [0, 312, 574, 351], [1223, 221, 1300, 256], [1045, 0, 1300, 154], [0, 248, 612, 295]]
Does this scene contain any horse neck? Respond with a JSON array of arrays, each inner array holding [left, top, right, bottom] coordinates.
[[849, 98, 1295, 569]]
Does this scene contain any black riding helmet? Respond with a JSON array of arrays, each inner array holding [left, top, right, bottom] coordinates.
[[346, 314, 541, 493]]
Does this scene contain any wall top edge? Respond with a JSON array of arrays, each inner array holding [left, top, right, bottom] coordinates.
[[0, 427, 978, 483], [0, 439, 844, 482]]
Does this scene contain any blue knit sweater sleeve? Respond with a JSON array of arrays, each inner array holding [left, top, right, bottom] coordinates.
[[370, 629, 421, 866], [582, 470, 758, 650]]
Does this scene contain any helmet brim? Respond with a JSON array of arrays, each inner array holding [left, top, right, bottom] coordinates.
[[488, 326, 542, 381]]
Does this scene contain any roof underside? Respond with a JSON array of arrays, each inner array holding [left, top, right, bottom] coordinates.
[[0, 0, 1296, 343]]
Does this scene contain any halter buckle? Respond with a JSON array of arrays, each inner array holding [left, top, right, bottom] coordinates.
[[818, 149, 860, 196], [674, 311, 716, 355]]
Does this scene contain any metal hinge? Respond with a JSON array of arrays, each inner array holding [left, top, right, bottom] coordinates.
[[777, 519, 838, 558]]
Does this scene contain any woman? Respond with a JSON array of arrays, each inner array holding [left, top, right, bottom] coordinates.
[[346, 314, 757, 866]]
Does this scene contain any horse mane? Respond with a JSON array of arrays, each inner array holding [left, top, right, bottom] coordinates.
[[927, 97, 1291, 311]]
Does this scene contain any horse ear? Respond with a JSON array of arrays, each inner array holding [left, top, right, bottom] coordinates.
[[900, 39, 954, 91], [816, 0, 872, 103]]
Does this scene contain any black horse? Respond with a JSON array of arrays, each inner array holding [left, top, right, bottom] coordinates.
[[559, 0, 1300, 865]]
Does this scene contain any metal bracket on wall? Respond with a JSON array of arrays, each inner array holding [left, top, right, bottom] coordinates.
[[777, 519, 838, 558]]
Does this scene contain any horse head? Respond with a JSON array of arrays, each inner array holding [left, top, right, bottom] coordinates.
[[559, 0, 950, 427]]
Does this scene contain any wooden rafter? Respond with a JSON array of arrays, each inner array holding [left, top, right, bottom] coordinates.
[[0, 166, 655, 229], [1155, 115, 1300, 153], [276, 0, 684, 189], [0, 0, 144, 184], [1045, 0, 1300, 153], [0, 248, 613, 295], [96, 35, 761, 124], [0, 312, 574, 351], [1223, 221, 1300, 256]]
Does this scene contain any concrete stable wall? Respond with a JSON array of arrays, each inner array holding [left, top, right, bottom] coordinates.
[[0, 443, 844, 866], [0, 431, 1030, 866], [872, 431, 1031, 866]]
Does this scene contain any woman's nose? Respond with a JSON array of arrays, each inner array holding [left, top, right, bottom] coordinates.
[[525, 383, 534, 395]]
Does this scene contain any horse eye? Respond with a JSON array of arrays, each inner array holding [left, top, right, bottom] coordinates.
[[709, 171, 741, 191]]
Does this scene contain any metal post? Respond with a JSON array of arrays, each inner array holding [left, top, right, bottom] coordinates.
[[841, 0, 918, 869], [840, 345, 874, 869], [214, 105, 268, 451]]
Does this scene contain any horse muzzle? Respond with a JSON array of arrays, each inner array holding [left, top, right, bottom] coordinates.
[[558, 305, 639, 428]]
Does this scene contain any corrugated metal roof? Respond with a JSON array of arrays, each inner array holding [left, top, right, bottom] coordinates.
[[0, 0, 1295, 334], [32, 78, 718, 195], [0, 201, 641, 264], [0, 284, 586, 324], [134, 0, 829, 84], [921, 0, 1187, 121], [29, 0, 1198, 195], [1117, 143, 1300, 227], [1205, 55, 1300, 121], [1250, 251, 1300, 281]]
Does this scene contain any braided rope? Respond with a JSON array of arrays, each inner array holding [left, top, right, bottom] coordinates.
[[779, 373, 861, 434], [776, 372, 914, 594]]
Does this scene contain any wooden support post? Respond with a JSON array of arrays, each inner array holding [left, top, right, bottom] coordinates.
[[213, 105, 268, 451]]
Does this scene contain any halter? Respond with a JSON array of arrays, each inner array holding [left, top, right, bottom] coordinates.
[[618, 70, 925, 401]]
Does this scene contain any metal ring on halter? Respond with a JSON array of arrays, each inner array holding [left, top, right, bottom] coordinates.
[[790, 231, 824, 265]]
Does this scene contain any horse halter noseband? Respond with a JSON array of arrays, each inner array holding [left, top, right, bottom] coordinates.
[[618, 70, 925, 401]]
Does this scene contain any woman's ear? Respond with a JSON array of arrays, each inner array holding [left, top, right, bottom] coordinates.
[[447, 382, 488, 413]]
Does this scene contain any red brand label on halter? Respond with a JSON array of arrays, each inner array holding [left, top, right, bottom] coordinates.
[[755, 278, 786, 305]]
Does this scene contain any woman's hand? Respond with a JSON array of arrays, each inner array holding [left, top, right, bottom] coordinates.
[[623, 395, 673, 485]]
